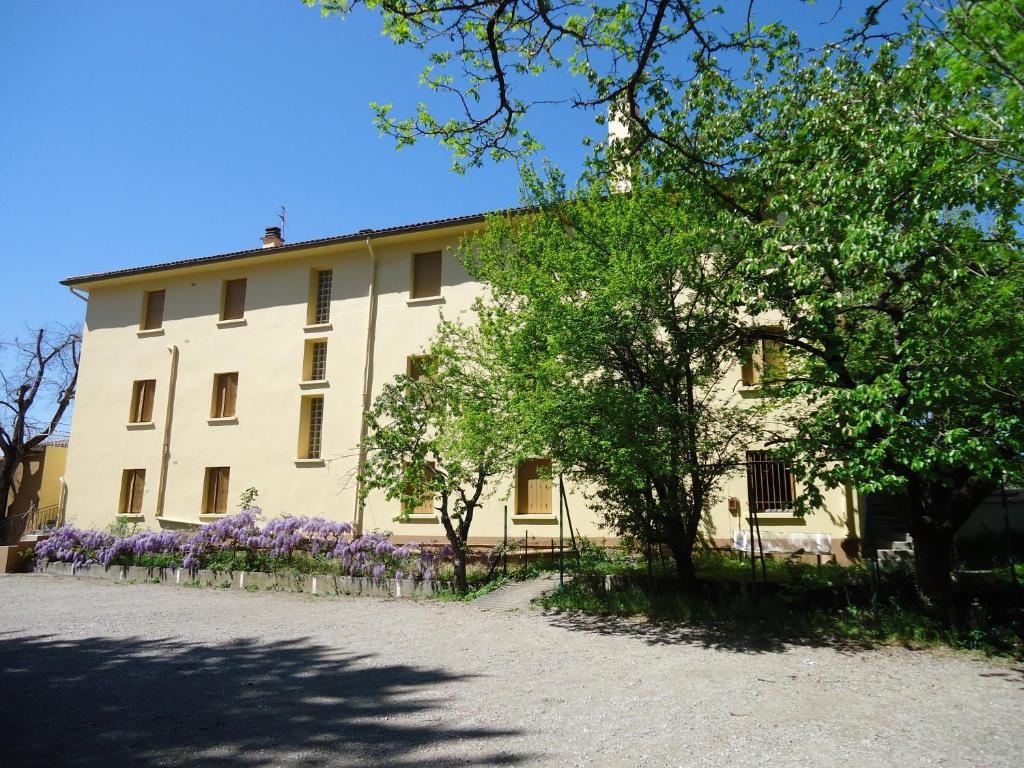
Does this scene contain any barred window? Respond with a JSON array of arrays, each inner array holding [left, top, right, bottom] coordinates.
[[745, 450, 796, 514], [306, 397, 324, 459], [312, 269, 332, 324], [310, 341, 327, 381]]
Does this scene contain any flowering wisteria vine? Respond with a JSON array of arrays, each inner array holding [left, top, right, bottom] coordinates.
[[35, 508, 462, 581]]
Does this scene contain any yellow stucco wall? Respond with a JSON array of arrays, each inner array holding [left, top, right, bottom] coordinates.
[[63, 224, 861, 557]]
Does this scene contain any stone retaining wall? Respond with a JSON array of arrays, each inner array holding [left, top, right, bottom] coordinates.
[[37, 561, 448, 598]]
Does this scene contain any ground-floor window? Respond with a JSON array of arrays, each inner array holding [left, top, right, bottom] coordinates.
[[745, 450, 795, 514], [203, 466, 230, 515], [516, 458, 553, 515]]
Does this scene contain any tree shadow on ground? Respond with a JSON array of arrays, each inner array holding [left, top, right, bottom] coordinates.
[[0, 632, 530, 768], [540, 609, 871, 655]]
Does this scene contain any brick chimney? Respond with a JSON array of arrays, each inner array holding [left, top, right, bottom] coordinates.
[[261, 226, 284, 248]]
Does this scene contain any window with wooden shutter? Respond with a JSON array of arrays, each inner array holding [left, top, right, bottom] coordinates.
[[403, 463, 436, 515], [411, 251, 442, 299], [221, 279, 247, 321], [129, 379, 156, 423], [141, 290, 165, 330], [516, 458, 553, 516], [203, 467, 230, 515], [740, 328, 786, 387], [211, 372, 238, 418], [406, 355, 432, 382], [119, 469, 146, 515], [745, 451, 796, 514]]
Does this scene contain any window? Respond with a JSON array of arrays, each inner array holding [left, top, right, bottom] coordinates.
[[308, 269, 333, 325], [302, 340, 328, 382], [404, 464, 436, 515], [211, 372, 238, 418], [220, 278, 247, 321], [141, 290, 165, 330], [129, 379, 156, 423], [741, 329, 787, 387], [406, 354, 431, 382], [119, 469, 146, 515], [516, 458, 553, 516], [298, 395, 324, 459], [203, 467, 230, 515], [411, 251, 442, 299], [745, 451, 796, 514]]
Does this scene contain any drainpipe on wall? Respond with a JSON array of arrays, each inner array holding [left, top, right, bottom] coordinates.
[[353, 237, 380, 535], [58, 286, 88, 520], [155, 345, 180, 519]]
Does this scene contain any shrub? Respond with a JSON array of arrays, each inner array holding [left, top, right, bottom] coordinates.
[[35, 509, 462, 582]]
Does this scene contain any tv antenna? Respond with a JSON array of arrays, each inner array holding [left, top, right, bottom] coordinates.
[[278, 205, 287, 237]]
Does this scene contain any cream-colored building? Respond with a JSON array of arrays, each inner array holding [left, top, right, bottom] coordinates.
[[61, 213, 862, 560]]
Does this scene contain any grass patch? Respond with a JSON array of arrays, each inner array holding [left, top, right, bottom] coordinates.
[[539, 572, 1024, 659]]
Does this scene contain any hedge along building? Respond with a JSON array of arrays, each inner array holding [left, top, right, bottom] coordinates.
[[59, 209, 863, 561]]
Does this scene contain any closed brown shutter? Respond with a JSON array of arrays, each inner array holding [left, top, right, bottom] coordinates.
[[212, 373, 238, 418], [215, 467, 230, 514], [222, 279, 247, 320], [130, 470, 145, 515], [143, 290, 165, 330], [223, 373, 237, 417], [411, 251, 442, 299], [517, 459, 552, 515], [141, 380, 155, 422], [205, 467, 230, 514], [741, 341, 763, 387]]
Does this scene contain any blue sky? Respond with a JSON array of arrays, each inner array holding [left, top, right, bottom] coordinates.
[[2, 1, 901, 341], [1, 1, 597, 338]]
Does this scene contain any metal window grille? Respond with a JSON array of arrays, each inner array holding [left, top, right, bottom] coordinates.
[[314, 270, 332, 324], [745, 450, 796, 514], [307, 397, 324, 459], [310, 342, 328, 381]]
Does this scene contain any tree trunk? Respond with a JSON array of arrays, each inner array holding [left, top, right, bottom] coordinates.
[[908, 515, 956, 614], [903, 473, 995, 619], [438, 493, 473, 594], [661, 508, 697, 587], [0, 454, 19, 545]]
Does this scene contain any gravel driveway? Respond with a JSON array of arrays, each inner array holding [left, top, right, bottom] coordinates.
[[1, 574, 1021, 768]]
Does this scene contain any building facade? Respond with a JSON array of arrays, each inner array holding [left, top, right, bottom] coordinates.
[[61, 213, 862, 559]]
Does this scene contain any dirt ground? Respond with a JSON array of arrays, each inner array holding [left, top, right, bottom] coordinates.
[[1, 574, 1021, 767]]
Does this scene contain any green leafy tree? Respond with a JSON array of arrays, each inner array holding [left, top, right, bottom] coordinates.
[[307, 0, 1023, 610], [360, 323, 520, 592], [465, 176, 765, 582]]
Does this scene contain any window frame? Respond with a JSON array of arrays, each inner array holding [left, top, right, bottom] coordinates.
[[410, 251, 443, 300], [515, 458, 554, 516], [210, 372, 239, 419], [202, 467, 230, 515], [140, 290, 166, 331], [745, 450, 797, 515], [118, 468, 146, 516], [297, 395, 325, 460], [220, 278, 247, 321], [307, 269, 333, 326], [129, 379, 156, 424]]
